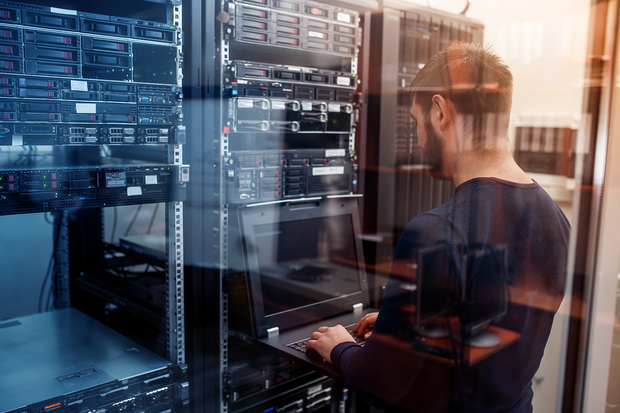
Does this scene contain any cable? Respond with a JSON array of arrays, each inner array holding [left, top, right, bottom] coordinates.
[[123, 204, 142, 238], [146, 203, 159, 234], [460, 0, 472, 15], [110, 207, 118, 243], [38, 213, 62, 313]]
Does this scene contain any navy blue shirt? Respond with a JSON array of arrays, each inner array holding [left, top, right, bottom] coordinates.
[[331, 178, 570, 413]]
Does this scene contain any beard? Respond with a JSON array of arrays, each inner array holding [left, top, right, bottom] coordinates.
[[421, 118, 445, 178]]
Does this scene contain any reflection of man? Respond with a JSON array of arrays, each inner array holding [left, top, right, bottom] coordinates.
[[306, 43, 570, 412]]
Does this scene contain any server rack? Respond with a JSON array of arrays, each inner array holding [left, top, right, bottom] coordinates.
[[197, 0, 377, 411], [0, 0, 189, 412], [363, 1, 483, 284]]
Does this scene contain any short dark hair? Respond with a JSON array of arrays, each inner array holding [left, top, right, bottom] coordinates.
[[411, 43, 513, 141]]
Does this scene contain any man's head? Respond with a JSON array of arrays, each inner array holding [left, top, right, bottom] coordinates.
[[410, 43, 513, 173]]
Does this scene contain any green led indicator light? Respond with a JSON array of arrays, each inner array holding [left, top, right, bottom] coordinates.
[[43, 175, 47, 178], [183, 369, 187, 373], [352, 74, 356, 77], [252, 182, 256, 187], [43, 184, 47, 187], [170, 26, 174, 29]]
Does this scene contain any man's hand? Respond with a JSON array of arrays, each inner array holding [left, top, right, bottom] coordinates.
[[306, 325, 356, 364], [353, 312, 378, 339]]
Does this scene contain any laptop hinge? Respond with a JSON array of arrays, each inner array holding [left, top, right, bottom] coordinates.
[[267, 327, 279, 337], [353, 303, 363, 313]]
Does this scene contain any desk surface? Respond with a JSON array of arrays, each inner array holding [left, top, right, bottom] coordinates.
[[418, 326, 521, 367]]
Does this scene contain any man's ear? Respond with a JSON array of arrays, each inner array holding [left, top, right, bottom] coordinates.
[[432, 94, 452, 131]]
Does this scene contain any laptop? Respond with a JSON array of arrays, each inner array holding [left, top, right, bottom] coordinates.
[[237, 197, 377, 378]]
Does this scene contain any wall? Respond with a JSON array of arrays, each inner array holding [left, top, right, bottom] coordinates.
[[0, 213, 53, 320]]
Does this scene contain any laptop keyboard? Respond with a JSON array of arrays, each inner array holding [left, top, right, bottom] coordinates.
[[285, 324, 366, 359]]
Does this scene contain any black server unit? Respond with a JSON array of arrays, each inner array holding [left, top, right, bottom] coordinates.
[[0, 0, 189, 412], [207, 0, 377, 412], [363, 1, 483, 291]]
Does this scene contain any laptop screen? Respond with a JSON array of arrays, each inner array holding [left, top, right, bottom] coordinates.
[[254, 215, 361, 317], [239, 198, 369, 337]]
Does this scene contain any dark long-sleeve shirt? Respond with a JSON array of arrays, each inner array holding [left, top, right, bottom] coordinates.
[[331, 178, 570, 413]]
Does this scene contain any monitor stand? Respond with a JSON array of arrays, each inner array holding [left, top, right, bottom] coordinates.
[[417, 323, 450, 338], [457, 330, 501, 348]]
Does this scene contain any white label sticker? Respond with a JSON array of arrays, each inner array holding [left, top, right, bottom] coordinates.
[[127, 186, 142, 196], [301, 101, 312, 111], [336, 13, 351, 23], [307, 384, 323, 395], [313, 166, 345, 176], [70, 80, 88, 91], [336, 76, 350, 86], [76, 103, 96, 113], [308, 31, 326, 39], [271, 101, 286, 110], [237, 99, 254, 109], [326, 149, 346, 157], [51, 7, 77, 15], [328, 103, 341, 112], [12, 134, 23, 146], [145, 175, 158, 185]]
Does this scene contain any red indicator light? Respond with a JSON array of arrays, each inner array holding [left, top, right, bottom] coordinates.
[[275, 191, 280, 196], [45, 403, 61, 410], [256, 161, 261, 166], [48, 81, 55, 87], [8, 175, 14, 181], [292, 39, 298, 45], [52, 182, 57, 188], [322, 23, 328, 29], [3, 113, 10, 119], [63, 37, 72, 45], [259, 34, 266, 41], [259, 11, 266, 18], [64, 52, 73, 60], [275, 178, 280, 183], [223, 126, 230, 134], [90, 115, 96, 121], [259, 23, 266, 30], [8, 183, 14, 190], [275, 184, 280, 189], [64, 66, 72, 74], [260, 70, 267, 76], [3, 46, 12, 54], [2, 78, 7, 84], [49, 114, 56, 120], [0, 11, 10, 19], [52, 174, 57, 179], [48, 91, 55, 97], [293, 18, 299, 23], [312, 7, 319, 15], [4, 62, 13, 69], [117, 43, 124, 51]]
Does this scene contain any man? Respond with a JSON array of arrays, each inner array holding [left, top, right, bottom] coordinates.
[[306, 43, 570, 412]]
